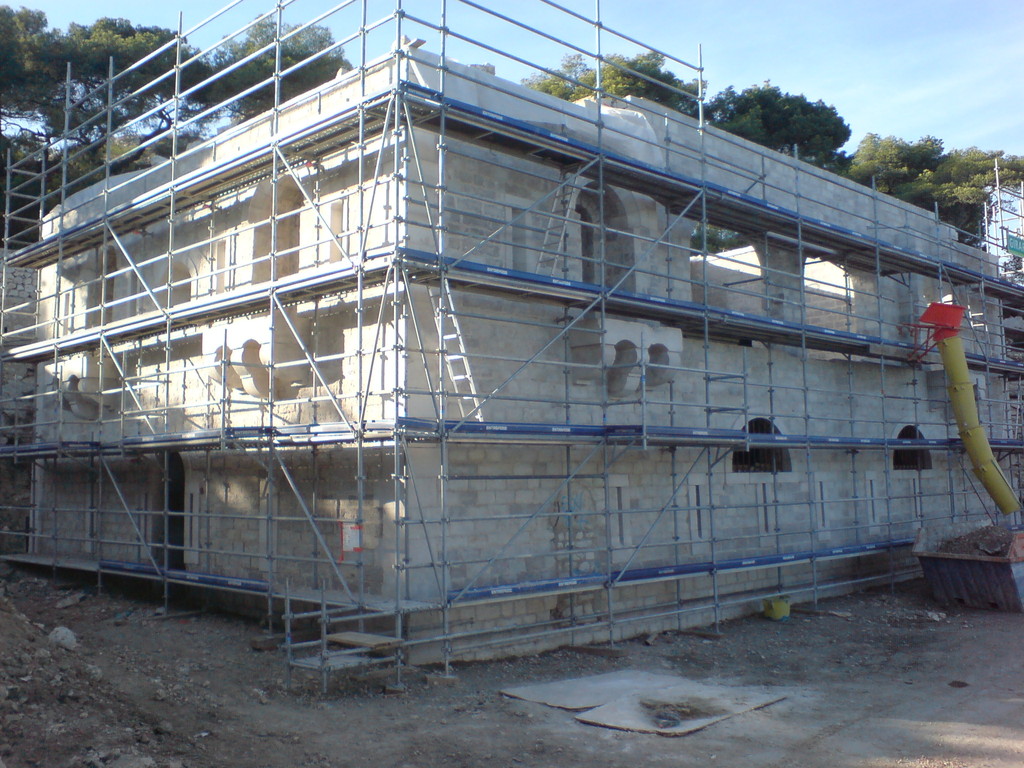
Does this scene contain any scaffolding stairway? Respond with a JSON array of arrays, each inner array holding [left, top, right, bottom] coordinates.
[[283, 589, 408, 692]]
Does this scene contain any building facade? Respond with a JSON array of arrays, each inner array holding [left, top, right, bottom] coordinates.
[[2, 3, 1022, 668]]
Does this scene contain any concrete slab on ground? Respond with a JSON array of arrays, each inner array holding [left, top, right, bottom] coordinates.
[[503, 670, 786, 735]]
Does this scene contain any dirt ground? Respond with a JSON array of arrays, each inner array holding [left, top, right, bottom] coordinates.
[[3, 564, 1024, 768]]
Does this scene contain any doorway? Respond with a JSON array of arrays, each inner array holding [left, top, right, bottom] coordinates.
[[152, 452, 187, 571]]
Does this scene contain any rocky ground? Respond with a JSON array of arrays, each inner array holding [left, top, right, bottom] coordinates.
[[936, 525, 1014, 557], [2, 563, 1024, 768]]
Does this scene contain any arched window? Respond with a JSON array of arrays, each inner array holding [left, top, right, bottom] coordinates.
[[893, 425, 932, 471], [733, 417, 792, 473]]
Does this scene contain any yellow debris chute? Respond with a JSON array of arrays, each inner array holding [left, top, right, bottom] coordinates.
[[916, 302, 1021, 515]]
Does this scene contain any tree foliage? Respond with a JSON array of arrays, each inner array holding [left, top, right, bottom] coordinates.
[[847, 134, 1024, 241], [525, 53, 701, 117], [0, 9, 350, 146], [0, 6, 350, 240], [705, 84, 851, 170], [203, 17, 351, 121], [4, 9, 1023, 249], [0, 6, 56, 136], [0, 12, 199, 148]]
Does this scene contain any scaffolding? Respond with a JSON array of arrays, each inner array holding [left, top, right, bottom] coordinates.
[[3, 0, 1024, 680]]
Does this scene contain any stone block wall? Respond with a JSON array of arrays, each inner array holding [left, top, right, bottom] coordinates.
[[1, 265, 36, 554]]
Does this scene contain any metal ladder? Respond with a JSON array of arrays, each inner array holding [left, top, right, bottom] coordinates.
[[535, 171, 583, 277], [430, 281, 483, 421]]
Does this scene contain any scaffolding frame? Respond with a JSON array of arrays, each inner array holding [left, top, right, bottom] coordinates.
[[3, 0, 1024, 681]]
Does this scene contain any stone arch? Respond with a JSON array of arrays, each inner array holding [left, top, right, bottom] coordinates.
[[249, 175, 304, 284], [237, 339, 271, 399], [607, 339, 639, 398], [210, 346, 244, 392], [645, 343, 672, 389], [575, 185, 635, 292]]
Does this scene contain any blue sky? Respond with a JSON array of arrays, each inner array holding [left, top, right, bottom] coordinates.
[[34, 0, 1024, 157]]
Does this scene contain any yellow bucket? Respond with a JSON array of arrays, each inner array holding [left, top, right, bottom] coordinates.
[[762, 596, 790, 621]]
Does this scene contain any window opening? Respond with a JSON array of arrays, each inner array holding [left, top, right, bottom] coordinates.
[[732, 417, 792, 473], [893, 425, 932, 471]]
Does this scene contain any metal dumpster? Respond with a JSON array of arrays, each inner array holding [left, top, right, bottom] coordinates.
[[913, 522, 1024, 612]]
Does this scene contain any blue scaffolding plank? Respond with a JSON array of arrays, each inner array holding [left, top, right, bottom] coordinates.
[[99, 559, 270, 594], [0, 415, 980, 458], [448, 537, 915, 603]]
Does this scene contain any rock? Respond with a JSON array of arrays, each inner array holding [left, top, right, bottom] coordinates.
[[153, 720, 173, 735], [249, 635, 281, 652], [425, 673, 459, 686], [937, 525, 1013, 557], [48, 626, 78, 651], [85, 665, 103, 682], [56, 593, 85, 609]]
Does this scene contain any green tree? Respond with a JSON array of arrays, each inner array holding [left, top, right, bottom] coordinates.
[[524, 52, 701, 116], [705, 83, 851, 170], [526, 57, 850, 170], [846, 134, 1024, 241], [928, 148, 1024, 237], [690, 222, 747, 254], [53, 18, 215, 180], [1, 6, 351, 243], [205, 17, 351, 121], [0, 6, 57, 138], [0, 10, 213, 194], [844, 134, 944, 203]]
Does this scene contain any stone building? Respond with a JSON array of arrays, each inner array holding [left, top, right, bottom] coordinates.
[[2, 3, 1022, 670]]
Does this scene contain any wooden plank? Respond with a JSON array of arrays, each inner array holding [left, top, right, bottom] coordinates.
[[325, 631, 400, 649]]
